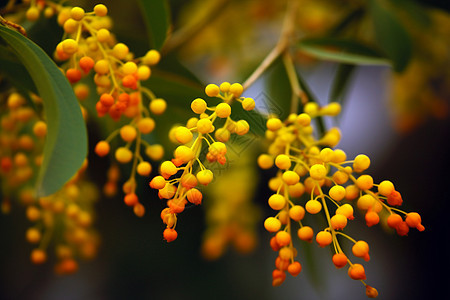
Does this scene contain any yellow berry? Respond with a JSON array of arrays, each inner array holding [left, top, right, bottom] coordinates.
[[112, 43, 129, 60], [94, 59, 110, 74], [229, 83, 243, 98], [115, 147, 133, 163], [97, 28, 111, 43], [321, 102, 341, 116], [197, 118, 213, 134], [304, 102, 319, 116], [219, 82, 230, 92], [175, 126, 193, 144], [289, 205, 305, 221], [215, 103, 231, 118], [289, 182, 305, 197], [309, 164, 327, 180], [305, 200, 322, 214], [63, 18, 78, 34], [332, 149, 347, 163], [137, 65, 151, 80], [378, 180, 395, 196], [137, 117, 155, 134], [26, 228, 41, 243], [174, 145, 195, 163], [143, 50, 161, 65], [321, 128, 341, 147], [122, 61, 137, 75], [329, 185, 346, 201], [205, 84, 220, 97], [257, 154, 274, 169], [26, 7, 40, 21], [353, 154, 370, 172], [357, 194, 376, 210], [150, 98, 167, 115], [161, 161, 177, 177], [296, 113, 311, 126], [275, 154, 291, 170], [33, 121, 47, 137], [191, 98, 207, 114], [268, 194, 286, 210], [336, 204, 354, 219], [235, 120, 249, 135], [345, 185, 359, 200], [242, 97, 255, 111], [319, 148, 335, 162], [197, 169, 213, 185], [94, 4, 108, 16], [145, 144, 164, 160], [120, 125, 137, 142], [70, 7, 85, 21], [264, 217, 281, 232], [267, 118, 282, 131], [62, 39, 78, 55], [282, 171, 300, 185], [137, 161, 152, 176], [356, 175, 374, 190]]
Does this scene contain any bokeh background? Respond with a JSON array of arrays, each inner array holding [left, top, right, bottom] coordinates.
[[1, 0, 449, 299]]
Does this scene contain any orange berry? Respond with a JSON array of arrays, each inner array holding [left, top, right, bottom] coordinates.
[[163, 228, 178, 242], [366, 286, 379, 298], [122, 74, 137, 89], [365, 211, 380, 227], [316, 231, 332, 247], [356, 175, 374, 190], [124, 193, 138, 206], [352, 241, 370, 261], [348, 264, 366, 280], [387, 190, 403, 206], [26, 228, 41, 243], [133, 203, 146, 217], [95, 141, 110, 157], [289, 205, 305, 221], [405, 212, 425, 231], [66, 68, 82, 83], [336, 204, 354, 220], [287, 261, 302, 276], [272, 269, 286, 287], [297, 226, 313, 242], [330, 214, 348, 230], [275, 231, 291, 247], [186, 188, 202, 205], [278, 247, 293, 260], [332, 253, 348, 268], [30, 249, 47, 264], [149, 176, 166, 189], [137, 161, 152, 176], [100, 93, 114, 107], [180, 173, 198, 189], [79, 56, 95, 73]]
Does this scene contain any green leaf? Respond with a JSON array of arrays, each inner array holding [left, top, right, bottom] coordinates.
[[298, 38, 390, 66], [0, 45, 37, 94], [0, 25, 87, 196], [329, 63, 356, 104], [137, 0, 170, 50], [369, 0, 413, 72]]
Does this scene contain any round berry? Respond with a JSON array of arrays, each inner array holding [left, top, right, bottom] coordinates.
[[112, 43, 129, 60], [289, 205, 305, 221], [268, 194, 286, 210], [137, 117, 155, 134], [70, 7, 85, 21], [242, 97, 255, 111], [309, 164, 327, 181], [353, 154, 370, 172], [175, 126, 193, 144], [124, 193, 139, 206], [137, 162, 152, 176], [305, 200, 322, 214], [329, 185, 346, 201], [215, 103, 231, 118], [150, 98, 167, 115], [267, 118, 282, 131], [196, 118, 213, 134], [282, 170, 300, 185], [115, 147, 133, 163], [356, 175, 373, 190], [316, 231, 332, 247], [297, 226, 314, 242], [275, 231, 291, 247], [378, 180, 395, 196], [330, 214, 348, 230], [275, 154, 291, 170], [205, 84, 220, 97], [143, 50, 161, 65], [332, 253, 348, 269], [197, 169, 213, 185], [163, 228, 178, 242], [264, 217, 281, 232], [95, 141, 110, 157], [235, 120, 249, 135], [229, 83, 243, 98]]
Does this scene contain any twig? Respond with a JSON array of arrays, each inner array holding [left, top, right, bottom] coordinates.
[[282, 51, 308, 114], [242, 0, 299, 90]]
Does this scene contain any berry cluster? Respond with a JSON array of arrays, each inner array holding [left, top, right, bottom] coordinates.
[[0, 91, 99, 273], [259, 102, 424, 297], [149, 82, 255, 242]]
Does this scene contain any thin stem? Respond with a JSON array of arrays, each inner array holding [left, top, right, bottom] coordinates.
[[282, 51, 307, 114], [242, 0, 299, 90]]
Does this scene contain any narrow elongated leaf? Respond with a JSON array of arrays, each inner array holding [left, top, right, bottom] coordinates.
[[329, 63, 355, 104], [298, 38, 390, 66], [369, 0, 413, 72], [0, 25, 87, 196], [137, 0, 170, 50]]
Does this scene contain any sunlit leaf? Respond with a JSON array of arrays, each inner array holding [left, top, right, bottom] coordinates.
[[137, 0, 170, 50], [0, 25, 87, 196], [369, 0, 413, 72]]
